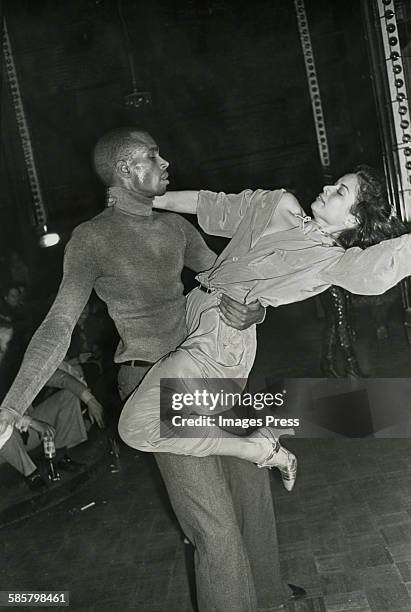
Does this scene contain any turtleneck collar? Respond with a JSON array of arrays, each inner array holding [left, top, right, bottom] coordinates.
[[106, 186, 153, 217]]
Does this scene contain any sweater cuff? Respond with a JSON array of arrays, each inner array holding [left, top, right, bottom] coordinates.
[[80, 389, 94, 404], [0, 423, 14, 450], [1, 406, 22, 424]]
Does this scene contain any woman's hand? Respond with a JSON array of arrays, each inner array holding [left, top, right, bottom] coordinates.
[[219, 295, 265, 330]]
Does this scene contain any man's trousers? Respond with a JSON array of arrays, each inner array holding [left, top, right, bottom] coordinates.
[[118, 364, 286, 612]]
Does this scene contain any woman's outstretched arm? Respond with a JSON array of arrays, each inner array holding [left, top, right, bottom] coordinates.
[[320, 234, 411, 295], [153, 191, 199, 214], [155, 188, 290, 238]]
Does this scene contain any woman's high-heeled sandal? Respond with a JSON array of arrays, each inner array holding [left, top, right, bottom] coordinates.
[[252, 427, 297, 492]]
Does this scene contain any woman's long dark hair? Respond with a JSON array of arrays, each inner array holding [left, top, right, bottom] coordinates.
[[337, 165, 408, 249]]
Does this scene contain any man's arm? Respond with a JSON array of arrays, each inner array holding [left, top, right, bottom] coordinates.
[[0, 227, 98, 429], [319, 234, 411, 294], [218, 294, 266, 328], [177, 215, 217, 273]]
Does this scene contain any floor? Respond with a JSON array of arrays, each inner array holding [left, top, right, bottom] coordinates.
[[0, 428, 110, 522], [1, 293, 411, 611], [2, 439, 411, 612]]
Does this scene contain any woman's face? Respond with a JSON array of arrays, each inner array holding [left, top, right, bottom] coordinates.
[[311, 173, 360, 235]]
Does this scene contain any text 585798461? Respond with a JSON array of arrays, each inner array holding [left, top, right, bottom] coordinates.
[[0, 592, 69, 607]]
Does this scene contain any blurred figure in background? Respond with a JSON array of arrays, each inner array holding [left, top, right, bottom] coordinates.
[[0, 284, 32, 345], [0, 323, 104, 492], [320, 286, 365, 378], [8, 250, 29, 289]]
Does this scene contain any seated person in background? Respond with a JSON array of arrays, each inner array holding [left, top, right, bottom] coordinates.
[[8, 250, 30, 289], [67, 300, 120, 426], [0, 252, 10, 289], [0, 326, 104, 491], [0, 284, 25, 322], [0, 321, 21, 397], [67, 301, 105, 380], [16, 285, 27, 308], [43, 359, 105, 430]]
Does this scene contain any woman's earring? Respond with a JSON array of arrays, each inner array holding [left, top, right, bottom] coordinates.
[[344, 214, 356, 227]]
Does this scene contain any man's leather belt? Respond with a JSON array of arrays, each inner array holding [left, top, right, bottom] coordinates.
[[122, 359, 154, 368], [198, 284, 214, 294]]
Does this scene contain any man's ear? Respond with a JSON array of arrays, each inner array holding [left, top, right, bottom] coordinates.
[[115, 159, 130, 177]]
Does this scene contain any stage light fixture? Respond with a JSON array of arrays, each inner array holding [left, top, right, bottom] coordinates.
[[38, 226, 60, 248]]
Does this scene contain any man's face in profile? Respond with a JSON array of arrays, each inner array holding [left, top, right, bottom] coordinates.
[[126, 133, 170, 198]]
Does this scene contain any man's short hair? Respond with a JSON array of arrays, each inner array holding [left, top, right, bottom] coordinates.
[[93, 127, 150, 186]]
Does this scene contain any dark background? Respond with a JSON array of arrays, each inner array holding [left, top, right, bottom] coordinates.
[[0, 0, 381, 291]]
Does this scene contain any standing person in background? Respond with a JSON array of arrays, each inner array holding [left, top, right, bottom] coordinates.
[[8, 250, 30, 289], [320, 286, 365, 378]]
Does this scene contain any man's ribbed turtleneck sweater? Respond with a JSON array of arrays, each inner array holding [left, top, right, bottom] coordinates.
[[2, 186, 216, 416]]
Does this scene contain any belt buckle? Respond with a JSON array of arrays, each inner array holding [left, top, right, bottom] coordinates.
[[200, 284, 213, 294]]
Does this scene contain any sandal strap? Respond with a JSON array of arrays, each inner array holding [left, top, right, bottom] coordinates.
[[257, 439, 280, 468]]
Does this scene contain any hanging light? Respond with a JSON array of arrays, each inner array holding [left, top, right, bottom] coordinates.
[[38, 225, 60, 248], [118, 0, 152, 109], [4, 21, 58, 247]]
